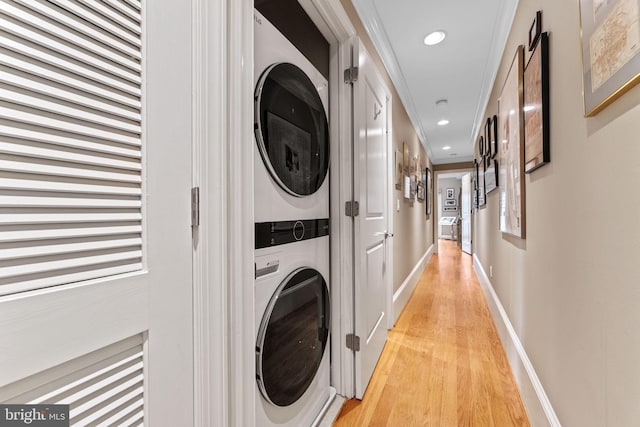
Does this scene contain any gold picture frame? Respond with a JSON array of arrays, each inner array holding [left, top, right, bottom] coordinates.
[[579, 0, 640, 116]]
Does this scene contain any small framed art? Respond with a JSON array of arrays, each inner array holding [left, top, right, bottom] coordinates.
[[524, 32, 550, 173]]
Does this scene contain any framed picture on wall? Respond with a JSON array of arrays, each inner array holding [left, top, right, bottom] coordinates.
[[498, 45, 526, 238], [485, 117, 492, 158], [426, 167, 432, 216], [491, 114, 498, 158], [524, 32, 550, 173], [485, 158, 499, 193], [395, 149, 402, 189], [446, 188, 454, 199], [579, 0, 640, 116]]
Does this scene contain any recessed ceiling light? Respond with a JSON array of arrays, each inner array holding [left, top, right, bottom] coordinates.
[[437, 119, 449, 126], [442, 146, 451, 150], [424, 30, 447, 46]]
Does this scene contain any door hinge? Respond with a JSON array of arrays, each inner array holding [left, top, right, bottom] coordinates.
[[346, 333, 360, 352], [345, 200, 359, 217], [191, 187, 200, 228], [344, 66, 359, 84]]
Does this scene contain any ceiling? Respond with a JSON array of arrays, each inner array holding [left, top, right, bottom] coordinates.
[[351, 0, 519, 165]]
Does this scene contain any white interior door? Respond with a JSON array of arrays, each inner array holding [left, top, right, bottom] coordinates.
[[353, 39, 391, 399], [0, 1, 193, 425], [461, 173, 472, 254]]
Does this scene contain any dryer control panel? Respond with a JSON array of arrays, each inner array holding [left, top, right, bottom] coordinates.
[[255, 218, 329, 249]]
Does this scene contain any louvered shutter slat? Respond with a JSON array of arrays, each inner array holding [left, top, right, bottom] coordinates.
[[0, 88, 141, 133], [0, 18, 141, 84], [0, 2, 141, 72], [0, 213, 142, 225], [0, 238, 142, 261], [0, 106, 140, 146], [48, 0, 141, 47], [0, 125, 142, 159], [0, 141, 141, 171], [0, 53, 141, 109], [0, 0, 143, 296], [75, 0, 141, 35], [0, 196, 141, 209], [0, 178, 141, 196], [0, 250, 142, 279], [0, 159, 141, 183], [0, 226, 142, 243], [0, 37, 141, 97], [14, 0, 141, 60], [1, 71, 141, 121], [2, 336, 145, 426]]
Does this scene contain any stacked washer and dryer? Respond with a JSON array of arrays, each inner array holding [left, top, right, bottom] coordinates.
[[253, 10, 334, 427]]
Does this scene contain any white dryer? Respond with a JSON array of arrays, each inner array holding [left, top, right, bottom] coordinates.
[[255, 233, 332, 427], [253, 10, 330, 223]]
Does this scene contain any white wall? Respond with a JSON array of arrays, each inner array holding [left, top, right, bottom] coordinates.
[[474, 1, 640, 425]]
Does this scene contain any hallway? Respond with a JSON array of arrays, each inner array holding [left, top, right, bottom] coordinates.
[[333, 241, 529, 426]]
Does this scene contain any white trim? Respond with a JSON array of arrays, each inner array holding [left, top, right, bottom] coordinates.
[[299, 0, 356, 399], [227, 0, 255, 426], [315, 389, 345, 427], [392, 244, 433, 324], [192, 0, 227, 425], [385, 93, 394, 330], [473, 255, 561, 427], [469, 0, 520, 145]]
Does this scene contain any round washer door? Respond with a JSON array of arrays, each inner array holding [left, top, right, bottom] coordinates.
[[255, 63, 329, 197], [256, 268, 330, 407]]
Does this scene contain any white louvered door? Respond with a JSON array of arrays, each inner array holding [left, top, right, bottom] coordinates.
[[0, 0, 194, 425]]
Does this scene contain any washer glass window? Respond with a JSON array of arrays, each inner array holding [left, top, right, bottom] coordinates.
[[256, 268, 330, 407], [255, 63, 329, 196]]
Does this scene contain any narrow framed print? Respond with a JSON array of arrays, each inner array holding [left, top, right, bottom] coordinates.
[[485, 117, 492, 158], [498, 45, 526, 238], [491, 115, 498, 158], [579, 0, 640, 116], [479, 135, 484, 157], [529, 10, 542, 51], [524, 32, 550, 173], [426, 167, 432, 215], [395, 149, 402, 189]]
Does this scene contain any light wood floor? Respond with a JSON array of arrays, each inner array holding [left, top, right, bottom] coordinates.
[[333, 240, 530, 426]]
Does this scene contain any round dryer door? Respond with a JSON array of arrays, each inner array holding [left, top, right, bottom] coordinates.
[[256, 268, 330, 407], [255, 63, 329, 197]]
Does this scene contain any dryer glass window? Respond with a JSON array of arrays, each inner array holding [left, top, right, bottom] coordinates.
[[255, 63, 329, 196], [257, 268, 330, 407]]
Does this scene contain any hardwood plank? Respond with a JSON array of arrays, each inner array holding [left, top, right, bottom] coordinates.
[[333, 240, 529, 426]]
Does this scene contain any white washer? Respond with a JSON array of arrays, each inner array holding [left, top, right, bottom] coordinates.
[[255, 236, 332, 427], [254, 10, 330, 223]]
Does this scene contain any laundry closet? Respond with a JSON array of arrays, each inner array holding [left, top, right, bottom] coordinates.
[[252, 1, 334, 426]]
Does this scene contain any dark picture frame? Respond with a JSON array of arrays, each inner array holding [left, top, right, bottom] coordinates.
[[478, 135, 484, 157], [485, 117, 492, 158], [498, 45, 526, 238], [528, 10, 542, 51], [579, 0, 640, 116], [524, 31, 550, 173], [491, 115, 498, 158]]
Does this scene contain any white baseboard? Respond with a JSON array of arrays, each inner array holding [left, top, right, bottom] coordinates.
[[473, 255, 561, 427], [392, 244, 434, 324]]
